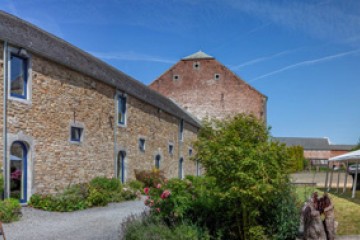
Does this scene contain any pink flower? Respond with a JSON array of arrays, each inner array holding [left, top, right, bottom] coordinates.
[[144, 187, 150, 195], [156, 208, 161, 213], [160, 190, 171, 199], [156, 183, 162, 189], [149, 200, 154, 207]]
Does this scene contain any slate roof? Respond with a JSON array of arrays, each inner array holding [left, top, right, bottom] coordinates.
[[182, 51, 214, 60], [0, 10, 201, 128], [274, 137, 355, 151]]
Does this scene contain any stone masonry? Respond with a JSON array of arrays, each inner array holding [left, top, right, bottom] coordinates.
[[0, 40, 198, 197], [149, 51, 267, 122]]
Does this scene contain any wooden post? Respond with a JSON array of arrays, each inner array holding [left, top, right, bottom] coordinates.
[[343, 160, 348, 193], [324, 165, 329, 192], [336, 163, 341, 193], [352, 159, 359, 199], [328, 164, 334, 192]]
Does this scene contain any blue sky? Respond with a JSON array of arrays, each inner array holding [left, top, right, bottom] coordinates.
[[2, 0, 360, 144]]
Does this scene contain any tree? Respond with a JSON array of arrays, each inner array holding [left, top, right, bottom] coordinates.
[[352, 138, 360, 151], [194, 114, 298, 240]]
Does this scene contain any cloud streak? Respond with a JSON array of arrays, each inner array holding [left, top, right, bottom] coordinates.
[[250, 48, 360, 82], [90, 51, 176, 64], [231, 47, 302, 70], [225, 0, 360, 46]]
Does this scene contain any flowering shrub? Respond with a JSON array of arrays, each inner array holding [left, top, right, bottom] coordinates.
[[135, 168, 165, 187], [143, 178, 194, 224]]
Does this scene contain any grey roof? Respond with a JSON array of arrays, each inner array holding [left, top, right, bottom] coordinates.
[[330, 145, 355, 151], [274, 137, 330, 150], [182, 51, 214, 60], [274, 137, 355, 151], [0, 10, 200, 128]]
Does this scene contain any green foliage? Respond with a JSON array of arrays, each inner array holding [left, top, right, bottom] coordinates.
[[287, 145, 305, 173], [29, 177, 137, 212], [352, 138, 360, 151], [135, 168, 166, 187], [192, 114, 299, 240], [126, 180, 144, 191], [0, 173, 4, 195], [0, 198, 22, 222], [124, 216, 210, 240]]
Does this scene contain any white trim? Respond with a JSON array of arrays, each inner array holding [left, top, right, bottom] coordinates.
[[7, 132, 34, 202], [116, 91, 127, 128], [7, 46, 32, 105], [69, 121, 85, 144]]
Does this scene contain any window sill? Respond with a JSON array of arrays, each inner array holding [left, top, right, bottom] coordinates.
[[8, 96, 32, 105]]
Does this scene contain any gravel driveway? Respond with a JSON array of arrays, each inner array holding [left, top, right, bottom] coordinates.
[[3, 200, 145, 240]]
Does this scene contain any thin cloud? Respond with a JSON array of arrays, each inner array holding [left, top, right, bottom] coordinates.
[[90, 51, 176, 64], [231, 47, 302, 70], [225, 0, 360, 45], [250, 48, 360, 82]]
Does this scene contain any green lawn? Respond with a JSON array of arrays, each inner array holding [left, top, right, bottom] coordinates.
[[295, 187, 360, 235]]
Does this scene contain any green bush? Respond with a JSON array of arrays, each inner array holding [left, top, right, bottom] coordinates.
[[0, 173, 4, 196], [126, 180, 144, 191], [124, 217, 210, 240], [287, 145, 305, 173], [29, 177, 137, 211], [0, 198, 21, 222]]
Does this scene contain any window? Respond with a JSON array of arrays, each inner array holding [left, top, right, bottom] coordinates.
[[117, 151, 126, 183], [179, 120, 184, 141], [214, 73, 220, 80], [179, 157, 184, 179], [169, 144, 174, 155], [139, 138, 145, 152], [189, 148, 193, 156], [70, 126, 83, 142], [173, 75, 179, 81], [155, 154, 161, 169], [193, 62, 200, 70], [117, 94, 127, 125], [10, 53, 28, 99]]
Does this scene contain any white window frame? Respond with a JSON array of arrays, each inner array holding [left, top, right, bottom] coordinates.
[[69, 121, 85, 144], [117, 91, 127, 127], [7, 46, 32, 104]]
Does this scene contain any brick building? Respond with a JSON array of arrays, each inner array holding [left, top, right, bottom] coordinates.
[[0, 11, 200, 203], [275, 137, 354, 169], [149, 51, 267, 122]]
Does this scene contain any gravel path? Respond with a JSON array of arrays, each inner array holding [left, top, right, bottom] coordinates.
[[2, 200, 145, 240]]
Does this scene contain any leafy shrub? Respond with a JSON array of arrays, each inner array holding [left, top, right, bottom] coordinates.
[[135, 168, 165, 187], [29, 177, 137, 211], [287, 145, 305, 173], [89, 177, 122, 192], [0, 173, 4, 197], [0, 198, 22, 222], [126, 180, 144, 191], [124, 216, 210, 240]]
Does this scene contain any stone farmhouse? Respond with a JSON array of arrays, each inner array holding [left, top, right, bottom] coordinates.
[[0, 11, 201, 203], [149, 51, 267, 122], [275, 137, 354, 169]]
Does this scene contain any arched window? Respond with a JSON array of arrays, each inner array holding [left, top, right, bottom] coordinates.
[[155, 154, 161, 169], [117, 151, 126, 183], [10, 141, 27, 203], [179, 157, 184, 179]]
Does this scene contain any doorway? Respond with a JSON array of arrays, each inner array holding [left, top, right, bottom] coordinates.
[[10, 141, 28, 203], [117, 151, 126, 183]]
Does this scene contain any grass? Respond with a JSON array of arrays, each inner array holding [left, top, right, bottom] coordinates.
[[295, 186, 360, 235]]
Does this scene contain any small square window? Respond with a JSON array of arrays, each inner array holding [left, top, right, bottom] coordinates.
[[214, 74, 220, 80], [139, 138, 145, 152], [71, 127, 83, 142], [173, 75, 180, 81], [169, 144, 174, 155], [193, 62, 200, 70]]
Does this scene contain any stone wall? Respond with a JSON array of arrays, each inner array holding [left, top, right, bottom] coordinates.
[[0, 42, 198, 196], [150, 58, 267, 121]]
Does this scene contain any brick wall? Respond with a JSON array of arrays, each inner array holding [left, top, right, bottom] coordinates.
[[0, 42, 198, 196], [150, 58, 267, 121]]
